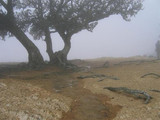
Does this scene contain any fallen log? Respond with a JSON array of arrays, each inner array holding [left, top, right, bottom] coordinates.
[[141, 73, 160, 78], [104, 87, 152, 104]]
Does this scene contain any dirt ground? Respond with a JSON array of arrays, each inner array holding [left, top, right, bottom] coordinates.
[[0, 57, 160, 120]]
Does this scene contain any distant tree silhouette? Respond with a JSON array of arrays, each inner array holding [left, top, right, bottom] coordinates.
[[0, 0, 44, 66], [48, 0, 144, 65], [156, 40, 160, 59]]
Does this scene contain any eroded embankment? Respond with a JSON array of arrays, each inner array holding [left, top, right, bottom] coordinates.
[[1, 67, 121, 120]]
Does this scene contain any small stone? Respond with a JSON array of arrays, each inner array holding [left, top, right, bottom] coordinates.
[[0, 83, 7, 88], [147, 107, 151, 110], [111, 97, 114, 99], [147, 118, 152, 120], [6, 104, 10, 107], [32, 95, 39, 100]]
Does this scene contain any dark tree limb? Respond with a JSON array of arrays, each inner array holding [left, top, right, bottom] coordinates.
[[50, 30, 57, 34], [0, 0, 7, 9], [77, 74, 119, 80], [141, 73, 160, 78], [77, 74, 105, 79], [104, 87, 152, 104], [150, 89, 160, 93]]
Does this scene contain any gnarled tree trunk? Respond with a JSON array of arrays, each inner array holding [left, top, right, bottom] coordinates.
[[9, 25, 44, 66], [44, 28, 55, 63], [53, 35, 71, 66]]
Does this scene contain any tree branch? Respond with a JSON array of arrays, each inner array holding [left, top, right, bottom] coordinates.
[[0, 0, 7, 10], [150, 89, 160, 93], [77, 74, 119, 80], [50, 30, 57, 34]]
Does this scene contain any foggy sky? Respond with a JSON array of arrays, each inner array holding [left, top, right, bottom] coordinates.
[[0, 0, 160, 62]]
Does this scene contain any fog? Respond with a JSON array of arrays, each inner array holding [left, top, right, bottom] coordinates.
[[0, 0, 160, 62]]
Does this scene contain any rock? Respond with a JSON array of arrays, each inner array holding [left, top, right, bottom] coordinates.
[[158, 112, 160, 118], [17, 111, 42, 120], [0, 82, 7, 88]]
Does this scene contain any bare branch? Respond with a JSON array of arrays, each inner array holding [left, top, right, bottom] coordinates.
[[50, 30, 57, 34], [0, 0, 7, 10]]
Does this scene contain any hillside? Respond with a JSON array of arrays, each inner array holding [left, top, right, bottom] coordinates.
[[0, 57, 160, 120]]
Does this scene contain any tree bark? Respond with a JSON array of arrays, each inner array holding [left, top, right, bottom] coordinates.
[[61, 36, 71, 60], [9, 25, 44, 66], [44, 28, 55, 63], [53, 35, 71, 66]]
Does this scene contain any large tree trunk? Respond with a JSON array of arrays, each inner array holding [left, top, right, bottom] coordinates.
[[44, 28, 55, 63], [9, 25, 44, 66], [53, 35, 71, 66], [61, 36, 71, 61]]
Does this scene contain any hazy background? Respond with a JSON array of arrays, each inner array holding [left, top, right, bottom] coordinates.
[[0, 0, 160, 62]]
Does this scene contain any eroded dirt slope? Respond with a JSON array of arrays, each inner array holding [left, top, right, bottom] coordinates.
[[82, 58, 160, 120], [0, 57, 159, 120]]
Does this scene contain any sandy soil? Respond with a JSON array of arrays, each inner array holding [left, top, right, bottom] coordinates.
[[82, 58, 160, 120], [0, 57, 160, 120], [0, 78, 71, 120]]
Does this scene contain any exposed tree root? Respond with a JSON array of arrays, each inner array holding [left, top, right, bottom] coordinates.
[[114, 59, 158, 66], [104, 87, 152, 104], [77, 74, 119, 80], [141, 73, 160, 78], [150, 89, 160, 93]]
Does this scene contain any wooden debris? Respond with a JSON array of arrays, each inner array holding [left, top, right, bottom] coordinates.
[[77, 74, 119, 80], [150, 89, 160, 93], [77, 74, 105, 79], [141, 73, 160, 78], [104, 87, 152, 104]]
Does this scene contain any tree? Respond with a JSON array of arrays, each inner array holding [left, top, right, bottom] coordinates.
[[156, 40, 160, 59], [19, 0, 56, 63], [48, 0, 143, 65], [0, 0, 44, 66]]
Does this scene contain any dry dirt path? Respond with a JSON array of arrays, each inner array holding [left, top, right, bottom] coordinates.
[[1, 57, 159, 120], [0, 66, 121, 120]]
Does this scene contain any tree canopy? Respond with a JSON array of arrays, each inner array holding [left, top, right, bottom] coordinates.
[[0, 0, 144, 66], [49, 0, 143, 35], [0, 0, 44, 66], [48, 0, 143, 65]]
